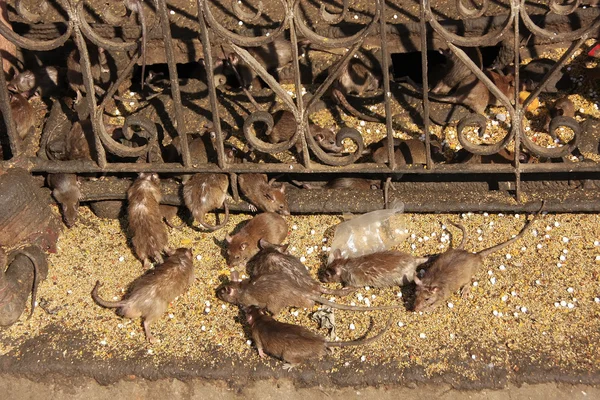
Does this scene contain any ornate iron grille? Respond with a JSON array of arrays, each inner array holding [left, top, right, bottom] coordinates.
[[0, 0, 599, 212]]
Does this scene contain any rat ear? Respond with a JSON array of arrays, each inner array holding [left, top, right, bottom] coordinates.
[[240, 242, 248, 251], [258, 238, 271, 250], [185, 248, 193, 258], [279, 184, 286, 193], [225, 234, 233, 243], [333, 249, 342, 259], [413, 275, 423, 286], [431, 286, 440, 293], [279, 243, 289, 253], [315, 133, 324, 142]]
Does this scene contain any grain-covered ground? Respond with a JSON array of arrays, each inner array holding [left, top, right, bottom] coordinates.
[[1, 204, 600, 386]]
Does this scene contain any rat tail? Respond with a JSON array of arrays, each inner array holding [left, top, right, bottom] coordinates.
[[319, 286, 357, 296], [92, 281, 126, 309], [477, 201, 545, 257], [332, 89, 383, 123], [315, 295, 403, 311], [197, 202, 230, 231], [446, 221, 467, 250], [327, 316, 393, 347]]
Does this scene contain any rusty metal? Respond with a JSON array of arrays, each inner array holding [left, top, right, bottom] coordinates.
[[0, 0, 599, 212]]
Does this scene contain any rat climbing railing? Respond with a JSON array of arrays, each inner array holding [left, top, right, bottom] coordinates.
[[0, 0, 599, 211]]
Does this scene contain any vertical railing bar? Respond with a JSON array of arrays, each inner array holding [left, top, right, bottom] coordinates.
[[0, 51, 21, 157], [197, 0, 226, 169], [287, 0, 310, 168], [379, 0, 396, 171], [156, 0, 190, 166], [512, 0, 521, 202], [69, 16, 107, 168], [420, 0, 433, 170]]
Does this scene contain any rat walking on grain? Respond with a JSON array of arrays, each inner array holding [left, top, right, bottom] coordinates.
[[413, 201, 545, 311], [127, 173, 173, 268], [91, 248, 194, 343], [245, 306, 392, 369]]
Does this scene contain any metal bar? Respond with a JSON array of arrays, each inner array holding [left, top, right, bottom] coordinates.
[[380, 0, 396, 171], [420, 0, 432, 170], [0, 51, 20, 156], [156, 0, 190, 166]]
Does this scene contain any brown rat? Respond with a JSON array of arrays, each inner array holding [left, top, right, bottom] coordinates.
[[3, 92, 35, 140], [217, 271, 401, 315], [238, 173, 289, 215], [322, 249, 429, 288], [159, 205, 183, 229], [225, 212, 288, 268], [324, 177, 380, 190], [8, 66, 61, 98], [91, 247, 194, 343], [328, 57, 381, 122], [124, 0, 148, 88], [228, 38, 294, 88], [47, 173, 81, 228], [413, 202, 544, 312], [245, 305, 392, 368], [545, 96, 575, 135], [67, 47, 109, 103], [430, 47, 483, 95], [183, 173, 230, 231], [127, 172, 173, 268], [267, 110, 344, 154]]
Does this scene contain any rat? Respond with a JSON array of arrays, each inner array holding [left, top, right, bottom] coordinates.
[[513, 58, 572, 94], [413, 202, 545, 312], [183, 173, 230, 231], [124, 0, 148, 88], [91, 247, 194, 343], [225, 212, 288, 268], [3, 92, 35, 140], [127, 172, 173, 268], [8, 66, 61, 98], [267, 110, 344, 154], [227, 38, 294, 88], [545, 96, 575, 135], [327, 57, 381, 122], [430, 47, 483, 94], [67, 47, 109, 103], [425, 69, 516, 115], [159, 205, 184, 229], [238, 173, 290, 215], [47, 173, 81, 228], [324, 177, 379, 190], [217, 271, 402, 315], [245, 305, 392, 368], [322, 249, 429, 288]]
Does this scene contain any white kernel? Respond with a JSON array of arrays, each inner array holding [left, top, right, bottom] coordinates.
[[292, 225, 298, 230], [557, 262, 562, 268], [100, 340, 107, 346], [560, 255, 566, 261], [471, 354, 477, 360], [398, 321, 404, 327], [505, 254, 512, 260], [201, 326, 206, 331], [567, 303, 575, 309], [560, 300, 567, 307], [354, 15, 359, 19], [204, 307, 210, 313], [499, 265, 506, 271], [520, 307, 527, 313], [493, 310, 499, 316], [562, 237, 569, 243], [511, 291, 517, 296], [490, 277, 497, 285], [147, 349, 154, 354], [419, 333, 426, 339], [554, 302, 560, 307], [473, 281, 478, 287], [595, 297, 600, 303], [310, 229, 316, 235], [246, 340, 252, 346], [488, 270, 493, 276], [535, 280, 541, 285], [594, 241, 599, 246], [238, 20, 243, 25], [501, 295, 508, 302], [349, 323, 356, 330], [554, 221, 560, 227], [393, 14, 398, 19], [300, 256, 306, 262], [567, 287, 574, 293], [447, 302, 454, 308], [168, 313, 174, 319], [118, 256, 125, 262], [537, 244, 543, 249], [361, 355, 366, 362]]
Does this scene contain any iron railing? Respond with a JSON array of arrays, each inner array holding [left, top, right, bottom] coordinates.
[[0, 0, 599, 212]]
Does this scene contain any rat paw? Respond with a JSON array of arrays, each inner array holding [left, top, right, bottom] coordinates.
[[248, 204, 258, 213], [282, 363, 296, 371]]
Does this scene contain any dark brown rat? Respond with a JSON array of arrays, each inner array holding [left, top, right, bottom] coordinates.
[[91, 247, 194, 343], [245, 306, 392, 368], [238, 173, 289, 215], [323, 249, 429, 288], [127, 172, 172, 268], [183, 173, 230, 231], [8, 66, 61, 98], [225, 212, 288, 267], [413, 202, 544, 312], [267, 110, 343, 154], [47, 173, 81, 228]]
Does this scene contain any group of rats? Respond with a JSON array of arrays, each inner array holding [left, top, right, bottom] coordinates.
[[90, 167, 544, 368]]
